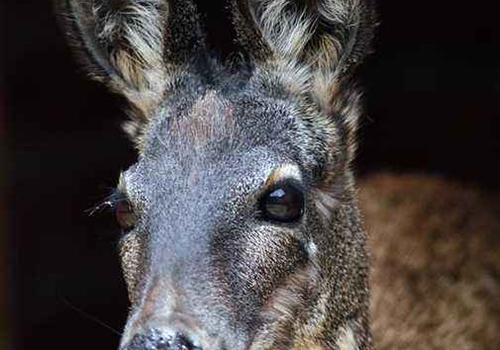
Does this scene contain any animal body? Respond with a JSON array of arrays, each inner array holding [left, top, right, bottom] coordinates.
[[57, 0, 499, 349], [362, 174, 500, 350]]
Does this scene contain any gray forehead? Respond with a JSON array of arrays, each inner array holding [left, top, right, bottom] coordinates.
[[122, 73, 330, 199], [143, 85, 302, 161], [127, 146, 281, 194], [124, 147, 306, 227]]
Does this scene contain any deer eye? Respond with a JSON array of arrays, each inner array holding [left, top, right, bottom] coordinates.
[[115, 200, 136, 231], [260, 182, 304, 223]]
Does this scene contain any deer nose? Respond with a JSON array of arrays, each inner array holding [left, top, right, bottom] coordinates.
[[124, 328, 203, 350]]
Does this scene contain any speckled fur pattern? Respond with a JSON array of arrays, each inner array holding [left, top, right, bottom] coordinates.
[[59, 2, 499, 349], [58, 1, 377, 349]]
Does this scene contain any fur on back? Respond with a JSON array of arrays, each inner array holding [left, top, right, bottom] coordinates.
[[360, 174, 500, 350]]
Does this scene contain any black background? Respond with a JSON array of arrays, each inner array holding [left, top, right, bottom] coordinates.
[[6, 0, 500, 349]]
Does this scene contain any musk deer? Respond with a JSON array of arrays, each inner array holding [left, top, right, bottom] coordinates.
[[58, 0, 499, 349]]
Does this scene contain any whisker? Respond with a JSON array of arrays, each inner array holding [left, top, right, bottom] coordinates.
[[86, 200, 114, 216], [61, 297, 122, 336], [85, 189, 123, 216]]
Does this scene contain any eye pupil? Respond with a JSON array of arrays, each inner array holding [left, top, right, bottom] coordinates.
[[261, 183, 304, 222], [115, 200, 136, 230]]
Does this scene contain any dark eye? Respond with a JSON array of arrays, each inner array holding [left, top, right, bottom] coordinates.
[[260, 183, 305, 223], [115, 200, 136, 231]]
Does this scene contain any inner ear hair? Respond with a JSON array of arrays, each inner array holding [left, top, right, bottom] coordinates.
[[58, 1, 169, 89], [231, 0, 377, 78], [57, 0, 206, 117]]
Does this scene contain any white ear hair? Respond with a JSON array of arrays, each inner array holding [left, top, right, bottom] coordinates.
[[233, 0, 376, 78], [59, 0, 207, 117], [62, 1, 170, 111], [336, 325, 359, 350]]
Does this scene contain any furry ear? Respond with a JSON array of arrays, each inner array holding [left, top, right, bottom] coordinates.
[[232, 0, 376, 109], [232, 0, 376, 167], [232, 0, 376, 76], [57, 0, 205, 123]]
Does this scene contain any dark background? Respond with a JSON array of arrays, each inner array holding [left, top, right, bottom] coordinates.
[[6, 0, 500, 349]]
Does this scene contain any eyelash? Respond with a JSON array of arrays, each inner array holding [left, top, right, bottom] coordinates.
[[88, 190, 128, 216]]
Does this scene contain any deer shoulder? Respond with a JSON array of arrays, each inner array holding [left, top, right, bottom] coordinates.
[[360, 173, 500, 350]]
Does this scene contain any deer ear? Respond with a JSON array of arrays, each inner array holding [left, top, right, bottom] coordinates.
[[232, 0, 375, 165], [232, 0, 376, 108], [232, 0, 376, 76], [58, 0, 205, 131]]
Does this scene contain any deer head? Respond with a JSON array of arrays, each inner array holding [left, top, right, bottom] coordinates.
[[58, 0, 376, 349]]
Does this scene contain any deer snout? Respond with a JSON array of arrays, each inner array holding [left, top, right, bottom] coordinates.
[[120, 309, 225, 350], [123, 328, 202, 350], [119, 261, 230, 350]]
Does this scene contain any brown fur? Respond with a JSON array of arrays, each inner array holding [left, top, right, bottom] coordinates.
[[359, 173, 500, 350]]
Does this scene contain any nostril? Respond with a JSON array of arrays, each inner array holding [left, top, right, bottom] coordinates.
[[170, 332, 201, 350], [125, 328, 202, 350]]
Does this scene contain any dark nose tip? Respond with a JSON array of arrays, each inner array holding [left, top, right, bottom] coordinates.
[[125, 328, 202, 350]]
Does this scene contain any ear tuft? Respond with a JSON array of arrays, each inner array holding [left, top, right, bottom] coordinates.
[[57, 0, 207, 148], [232, 0, 376, 78], [58, 0, 171, 118], [93, 0, 168, 89]]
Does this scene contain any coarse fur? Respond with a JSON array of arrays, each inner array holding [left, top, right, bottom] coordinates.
[[360, 174, 500, 350], [58, 1, 376, 348], [57, 1, 500, 350]]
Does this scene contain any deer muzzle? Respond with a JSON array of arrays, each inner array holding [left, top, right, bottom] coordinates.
[[124, 328, 203, 350]]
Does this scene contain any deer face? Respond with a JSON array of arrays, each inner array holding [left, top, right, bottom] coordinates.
[[59, 0, 376, 349]]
